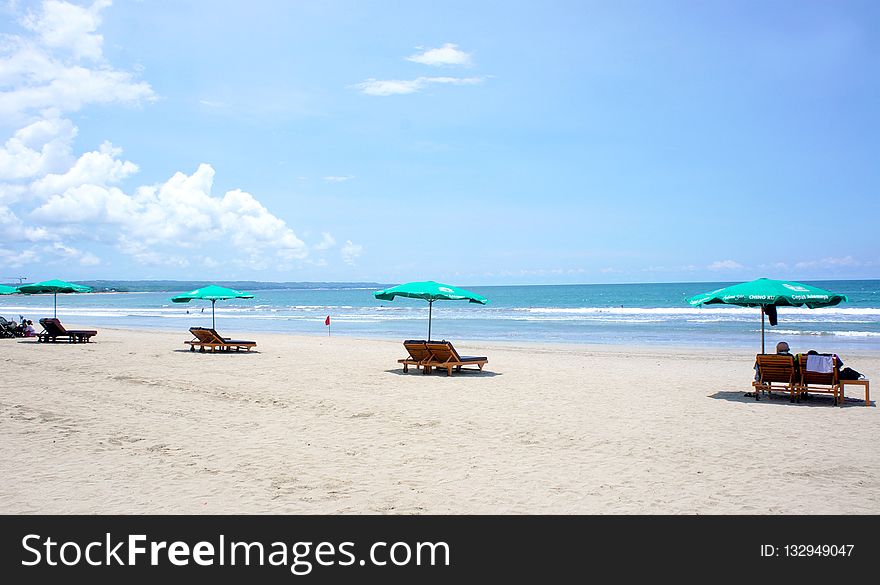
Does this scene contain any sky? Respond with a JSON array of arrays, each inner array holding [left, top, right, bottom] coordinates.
[[0, 0, 878, 285]]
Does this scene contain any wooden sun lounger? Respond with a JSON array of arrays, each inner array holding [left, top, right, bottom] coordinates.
[[398, 340, 433, 373], [752, 354, 797, 401], [424, 340, 488, 376], [185, 327, 256, 352], [37, 318, 97, 343], [797, 354, 841, 406]]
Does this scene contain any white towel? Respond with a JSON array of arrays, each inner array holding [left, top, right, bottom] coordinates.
[[806, 354, 834, 373]]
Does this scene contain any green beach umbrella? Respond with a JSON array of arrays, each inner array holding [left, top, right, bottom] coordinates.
[[17, 279, 93, 318], [0, 284, 18, 294], [373, 280, 489, 341], [687, 278, 847, 353], [171, 284, 255, 330]]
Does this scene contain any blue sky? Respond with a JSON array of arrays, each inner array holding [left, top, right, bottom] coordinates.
[[0, 0, 877, 285]]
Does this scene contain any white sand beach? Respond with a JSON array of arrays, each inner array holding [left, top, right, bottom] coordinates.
[[1, 327, 877, 514]]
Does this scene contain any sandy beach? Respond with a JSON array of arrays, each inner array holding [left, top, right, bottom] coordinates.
[[1, 327, 877, 515]]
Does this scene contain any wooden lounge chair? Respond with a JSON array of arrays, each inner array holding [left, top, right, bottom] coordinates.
[[797, 354, 841, 406], [398, 340, 433, 373], [751, 354, 797, 401], [185, 327, 256, 353], [424, 340, 488, 376], [36, 318, 97, 343]]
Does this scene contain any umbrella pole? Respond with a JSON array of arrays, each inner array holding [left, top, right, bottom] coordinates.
[[212, 299, 216, 330], [761, 306, 765, 354], [428, 300, 433, 341], [54, 292, 57, 318]]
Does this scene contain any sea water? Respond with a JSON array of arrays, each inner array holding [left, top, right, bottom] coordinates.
[[1, 280, 878, 351]]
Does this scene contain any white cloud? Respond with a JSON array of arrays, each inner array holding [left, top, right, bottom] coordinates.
[[0, 1, 361, 275], [407, 43, 472, 67], [30, 161, 309, 267], [0, 204, 53, 241], [313, 232, 335, 251], [757, 261, 790, 271], [356, 43, 482, 96], [48, 241, 101, 265], [199, 99, 228, 108], [0, 183, 29, 206], [707, 260, 744, 271], [323, 175, 352, 182], [23, 0, 112, 61], [0, 246, 40, 267], [341, 240, 363, 265], [32, 141, 137, 196], [0, 115, 77, 181], [354, 76, 483, 96], [643, 264, 699, 272], [354, 78, 422, 96], [795, 256, 860, 269], [0, 0, 155, 122]]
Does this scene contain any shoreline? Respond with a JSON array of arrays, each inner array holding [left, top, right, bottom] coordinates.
[[48, 324, 880, 358], [1, 327, 877, 514]]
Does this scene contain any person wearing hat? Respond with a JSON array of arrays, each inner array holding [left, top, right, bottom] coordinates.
[[753, 340, 794, 387]]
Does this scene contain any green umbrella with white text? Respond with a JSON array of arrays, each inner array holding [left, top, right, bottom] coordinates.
[[687, 278, 847, 353]]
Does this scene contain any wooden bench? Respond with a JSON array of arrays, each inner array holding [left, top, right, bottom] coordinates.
[[424, 341, 488, 376], [838, 379, 870, 407], [752, 354, 797, 401], [398, 340, 432, 373], [797, 354, 841, 406], [37, 318, 97, 343], [185, 327, 256, 352]]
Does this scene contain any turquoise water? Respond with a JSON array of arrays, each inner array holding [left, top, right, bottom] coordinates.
[[1, 280, 878, 350]]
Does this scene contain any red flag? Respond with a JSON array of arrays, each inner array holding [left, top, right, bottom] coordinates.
[[325, 315, 330, 326]]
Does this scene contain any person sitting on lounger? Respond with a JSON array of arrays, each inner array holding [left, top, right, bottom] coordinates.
[[23, 320, 35, 337], [755, 340, 793, 382], [801, 349, 843, 372]]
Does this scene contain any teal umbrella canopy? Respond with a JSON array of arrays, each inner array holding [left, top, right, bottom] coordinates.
[[687, 278, 846, 309], [687, 278, 847, 352], [17, 279, 93, 318], [17, 279, 92, 295], [373, 281, 488, 340], [0, 284, 18, 295], [374, 281, 488, 304], [171, 285, 255, 330]]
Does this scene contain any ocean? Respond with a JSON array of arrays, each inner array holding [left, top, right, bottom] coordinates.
[[1, 280, 878, 351]]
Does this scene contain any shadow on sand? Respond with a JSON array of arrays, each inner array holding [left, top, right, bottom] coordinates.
[[171, 349, 260, 355], [384, 368, 501, 378], [710, 390, 872, 408]]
